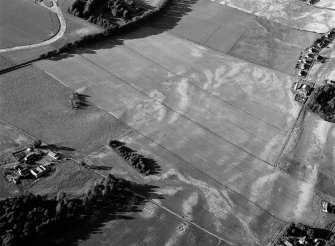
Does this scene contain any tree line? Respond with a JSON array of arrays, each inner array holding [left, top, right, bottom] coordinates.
[[307, 84, 335, 123], [110, 140, 153, 175], [39, 0, 172, 60], [68, 0, 145, 29]]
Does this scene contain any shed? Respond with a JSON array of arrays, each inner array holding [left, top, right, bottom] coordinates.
[[47, 151, 61, 160]]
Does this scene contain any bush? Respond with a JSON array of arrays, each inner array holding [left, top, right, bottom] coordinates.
[[307, 85, 335, 122]]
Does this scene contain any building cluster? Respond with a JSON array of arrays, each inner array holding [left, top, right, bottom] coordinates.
[[5, 145, 62, 184], [293, 29, 335, 104], [297, 29, 335, 78], [282, 238, 322, 246], [292, 81, 313, 104]]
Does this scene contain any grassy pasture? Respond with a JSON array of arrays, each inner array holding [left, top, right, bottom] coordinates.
[[0, 0, 59, 49], [27, 160, 101, 196], [0, 66, 129, 157]]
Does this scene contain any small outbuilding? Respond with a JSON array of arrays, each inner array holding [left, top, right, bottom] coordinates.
[[47, 151, 61, 160]]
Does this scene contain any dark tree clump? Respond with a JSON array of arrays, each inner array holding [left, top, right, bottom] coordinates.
[[307, 84, 335, 122]]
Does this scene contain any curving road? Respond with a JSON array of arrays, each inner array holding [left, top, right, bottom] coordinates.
[[0, 0, 66, 53]]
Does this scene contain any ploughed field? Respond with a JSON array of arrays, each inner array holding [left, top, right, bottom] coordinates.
[[31, 0, 335, 244], [0, 0, 59, 49], [1, 0, 334, 245]]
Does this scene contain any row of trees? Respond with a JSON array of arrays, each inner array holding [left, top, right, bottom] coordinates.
[[0, 174, 123, 246], [40, 0, 172, 60], [68, 0, 145, 29], [307, 84, 335, 122], [110, 140, 151, 176]]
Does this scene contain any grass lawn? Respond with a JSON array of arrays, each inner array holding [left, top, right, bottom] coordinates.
[[27, 160, 101, 196], [0, 65, 129, 158]]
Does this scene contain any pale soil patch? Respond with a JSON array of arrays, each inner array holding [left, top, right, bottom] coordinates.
[[210, 0, 335, 33], [294, 165, 318, 219]]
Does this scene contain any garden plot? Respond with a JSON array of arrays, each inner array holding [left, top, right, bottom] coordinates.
[[0, 0, 59, 49], [0, 66, 129, 157], [210, 0, 335, 33]]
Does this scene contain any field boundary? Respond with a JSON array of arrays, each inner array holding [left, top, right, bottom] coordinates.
[[107, 36, 293, 132], [83, 154, 236, 245]]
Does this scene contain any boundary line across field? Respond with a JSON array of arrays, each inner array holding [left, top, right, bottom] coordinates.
[[77, 54, 279, 168], [34, 63, 287, 243], [107, 37, 292, 132], [84, 158, 235, 246]]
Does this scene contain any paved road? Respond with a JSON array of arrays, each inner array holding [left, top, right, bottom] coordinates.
[[0, 0, 66, 53]]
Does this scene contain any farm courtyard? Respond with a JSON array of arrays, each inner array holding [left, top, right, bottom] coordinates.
[[1, 0, 335, 245]]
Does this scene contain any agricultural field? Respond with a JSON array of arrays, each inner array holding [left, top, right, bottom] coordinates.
[[0, 0, 335, 244], [150, 0, 318, 74], [0, 65, 129, 158], [32, 0, 335, 243], [0, 0, 59, 49], [210, 0, 335, 33], [0, 0, 103, 69]]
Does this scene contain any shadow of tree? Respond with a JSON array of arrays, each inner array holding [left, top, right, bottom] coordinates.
[[39, 144, 76, 152], [31, 178, 164, 246], [88, 165, 113, 171]]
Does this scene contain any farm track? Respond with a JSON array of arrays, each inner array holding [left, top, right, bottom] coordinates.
[[0, 0, 66, 53]]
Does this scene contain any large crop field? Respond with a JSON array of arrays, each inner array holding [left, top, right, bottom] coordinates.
[[1, 0, 335, 244], [151, 0, 318, 74], [0, 66, 129, 157], [0, 0, 59, 49], [32, 1, 323, 243], [32, 0, 335, 243]]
